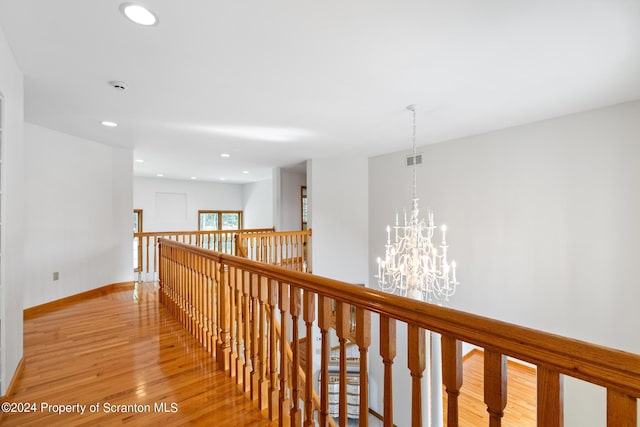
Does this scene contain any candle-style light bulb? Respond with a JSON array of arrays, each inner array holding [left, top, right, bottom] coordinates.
[[451, 260, 457, 283]]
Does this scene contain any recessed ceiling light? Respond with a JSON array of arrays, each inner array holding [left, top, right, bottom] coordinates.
[[190, 176, 197, 180], [220, 177, 226, 181], [135, 159, 144, 163], [221, 153, 231, 158], [119, 3, 158, 26], [101, 121, 118, 127], [242, 170, 249, 174], [156, 173, 164, 177]]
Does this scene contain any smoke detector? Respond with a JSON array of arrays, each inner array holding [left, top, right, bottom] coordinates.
[[108, 81, 128, 91]]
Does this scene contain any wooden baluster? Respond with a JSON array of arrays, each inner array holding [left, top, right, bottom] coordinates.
[[189, 253, 195, 335], [356, 307, 371, 426], [183, 252, 189, 332], [303, 290, 316, 427], [172, 246, 178, 314], [193, 255, 200, 343], [442, 335, 463, 427], [193, 255, 204, 346], [229, 266, 238, 378], [249, 273, 260, 400], [136, 235, 142, 276], [204, 258, 213, 355], [290, 286, 302, 426], [165, 244, 172, 307], [254, 277, 275, 410], [408, 325, 426, 427], [154, 237, 159, 277], [193, 254, 199, 338], [270, 235, 275, 264], [268, 279, 280, 421], [607, 389, 637, 427], [318, 296, 332, 427], [145, 236, 150, 275], [197, 255, 204, 345], [158, 240, 164, 300], [178, 251, 185, 327], [242, 270, 252, 393], [336, 301, 351, 427], [235, 268, 244, 385], [537, 365, 563, 427], [279, 281, 291, 426], [484, 350, 507, 427], [172, 248, 179, 320], [190, 253, 196, 335], [210, 259, 218, 359], [217, 263, 231, 371], [379, 315, 396, 427]]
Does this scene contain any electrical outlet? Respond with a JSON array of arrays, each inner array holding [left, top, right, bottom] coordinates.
[[53, 272, 59, 281]]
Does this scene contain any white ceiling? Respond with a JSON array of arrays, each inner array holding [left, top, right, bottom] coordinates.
[[1, 0, 638, 183]]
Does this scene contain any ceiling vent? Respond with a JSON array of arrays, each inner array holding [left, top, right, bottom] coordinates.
[[108, 80, 128, 91], [406, 153, 423, 167]]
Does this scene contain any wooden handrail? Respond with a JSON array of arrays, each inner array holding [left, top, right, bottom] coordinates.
[[158, 239, 640, 426], [133, 228, 274, 280], [235, 230, 312, 273]]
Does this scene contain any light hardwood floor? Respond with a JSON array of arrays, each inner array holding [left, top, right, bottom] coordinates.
[[1, 282, 275, 426], [444, 350, 537, 426]]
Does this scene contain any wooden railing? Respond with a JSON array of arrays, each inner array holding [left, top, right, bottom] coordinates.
[[236, 230, 312, 273], [133, 228, 274, 280], [158, 239, 640, 427]]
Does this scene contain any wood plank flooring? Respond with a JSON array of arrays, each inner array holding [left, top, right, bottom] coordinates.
[[1, 282, 276, 426], [444, 350, 537, 426]]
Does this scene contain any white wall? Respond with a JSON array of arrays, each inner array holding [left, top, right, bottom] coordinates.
[[273, 168, 306, 231], [242, 179, 274, 229], [307, 155, 369, 400], [309, 156, 369, 284], [0, 22, 25, 396], [133, 177, 243, 232], [368, 101, 640, 426], [23, 123, 133, 308]]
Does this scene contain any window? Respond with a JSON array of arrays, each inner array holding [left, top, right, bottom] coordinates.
[[133, 209, 143, 233], [198, 210, 243, 231], [301, 186, 308, 230]]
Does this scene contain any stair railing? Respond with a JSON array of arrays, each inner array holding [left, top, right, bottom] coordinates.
[[133, 228, 274, 280], [158, 238, 640, 427], [235, 230, 312, 273]]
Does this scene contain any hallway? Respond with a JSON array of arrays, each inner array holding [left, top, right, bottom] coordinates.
[[1, 282, 274, 426]]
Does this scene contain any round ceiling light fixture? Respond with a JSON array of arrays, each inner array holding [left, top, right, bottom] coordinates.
[[119, 3, 158, 26], [101, 121, 118, 127]]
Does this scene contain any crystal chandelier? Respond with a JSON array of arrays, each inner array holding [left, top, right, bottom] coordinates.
[[376, 105, 459, 304]]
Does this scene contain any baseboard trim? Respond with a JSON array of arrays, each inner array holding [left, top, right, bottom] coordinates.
[[1, 357, 25, 403], [463, 347, 483, 361], [24, 281, 136, 319], [463, 347, 537, 374], [369, 408, 397, 427]]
